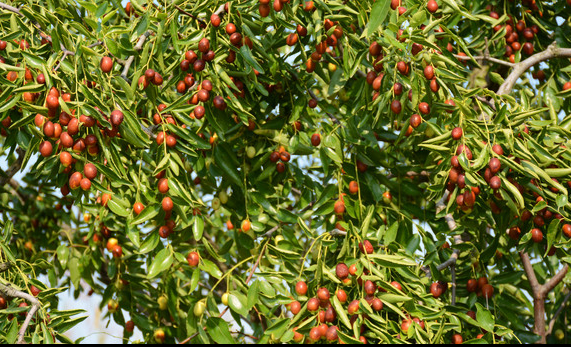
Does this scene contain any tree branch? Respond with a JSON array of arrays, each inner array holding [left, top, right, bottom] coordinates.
[[519, 251, 541, 296], [547, 290, 571, 336], [0, 261, 13, 273], [542, 264, 569, 296], [0, 148, 25, 187], [422, 191, 462, 278], [121, 30, 154, 82], [497, 42, 571, 95], [0, 283, 41, 344], [174, 4, 206, 26]]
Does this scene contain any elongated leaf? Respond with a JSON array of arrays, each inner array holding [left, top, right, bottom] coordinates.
[[147, 248, 173, 279]]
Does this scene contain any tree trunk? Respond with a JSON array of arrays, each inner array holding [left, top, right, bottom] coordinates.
[[534, 295, 546, 344]]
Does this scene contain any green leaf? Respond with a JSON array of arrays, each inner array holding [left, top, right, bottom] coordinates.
[[206, 317, 235, 344], [367, 0, 391, 37], [475, 303, 495, 333], [332, 294, 352, 329], [239, 45, 264, 73], [131, 205, 159, 225], [228, 291, 249, 316], [147, 248, 173, 279], [193, 216, 204, 240], [57, 245, 70, 269], [200, 259, 223, 279], [107, 199, 130, 217], [6, 319, 18, 344], [247, 280, 260, 310], [139, 231, 160, 254]]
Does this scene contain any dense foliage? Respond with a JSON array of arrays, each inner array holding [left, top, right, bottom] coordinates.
[[1, 0, 571, 344]]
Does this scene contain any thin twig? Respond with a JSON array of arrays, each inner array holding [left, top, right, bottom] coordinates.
[[0, 283, 41, 344], [121, 30, 154, 82], [422, 190, 462, 278], [87, 40, 104, 49], [454, 53, 515, 67], [547, 290, 571, 335], [174, 4, 206, 26]]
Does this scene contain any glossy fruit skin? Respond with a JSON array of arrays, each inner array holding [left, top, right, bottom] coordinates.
[[133, 202, 144, 215], [336, 263, 349, 279], [39, 141, 53, 157], [431, 282, 443, 298], [241, 219, 251, 232], [84, 163, 97, 179], [194, 301, 206, 316], [112, 245, 123, 258], [427, 0, 438, 13], [391, 281, 402, 291], [359, 240, 374, 254], [348, 299, 359, 315], [563, 224, 571, 238], [317, 287, 330, 302], [481, 284, 494, 298], [336, 289, 348, 303], [424, 65, 435, 80], [162, 197, 174, 211], [307, 298, 320, 312], [466, 279, 478, 293], [531, 228, 543, 243], [100, 56, 113, 73], [187, 252, 200, 267], [311, 133, 321, 146], [295, 281, 308, 295], [290, 300, 301, 315]]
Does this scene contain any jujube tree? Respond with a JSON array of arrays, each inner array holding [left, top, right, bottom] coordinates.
[[1, 0, 571, 344]]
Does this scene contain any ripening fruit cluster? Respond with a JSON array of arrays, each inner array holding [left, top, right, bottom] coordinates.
[[269, 146, 292, 174], [488, 8, 540, 64], [304, 17, 343, 74], [286, 239, 431, 343]]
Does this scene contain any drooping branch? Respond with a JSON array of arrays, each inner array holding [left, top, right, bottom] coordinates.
[[497, 42, 571, 95], [0, 283, 41, 344]]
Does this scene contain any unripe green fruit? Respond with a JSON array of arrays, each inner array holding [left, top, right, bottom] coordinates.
[[246, 146, 256, 159], [194, 301, 206, 317], [219, 191, 229, 204], [258, 213, 269, 224], [555, 329, 564, 341], [221, 293, 229, 306], [184, 161, 193, 172], [212, 198, 221, 210], [158, 296, 168, 311]]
